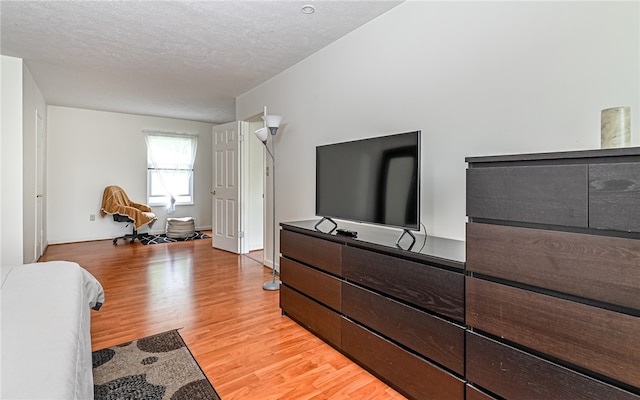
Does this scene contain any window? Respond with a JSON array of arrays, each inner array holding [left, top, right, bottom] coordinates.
[[144, 131, 198, 212]]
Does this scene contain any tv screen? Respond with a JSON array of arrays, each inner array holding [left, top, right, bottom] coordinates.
[[316, 131, 421, 231]]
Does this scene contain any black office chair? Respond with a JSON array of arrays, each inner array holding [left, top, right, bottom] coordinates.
[[111, 214, 139, 244], [100, 185, 157, 245]]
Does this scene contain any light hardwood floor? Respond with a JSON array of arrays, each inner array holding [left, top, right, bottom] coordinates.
[[40, 234, 405, 400]]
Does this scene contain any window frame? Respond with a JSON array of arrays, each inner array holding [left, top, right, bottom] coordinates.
[[144, 131, 198, 207]]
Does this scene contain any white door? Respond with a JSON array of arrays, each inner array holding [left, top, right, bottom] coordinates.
[[35, 111, 45, 260], [212, 121, 245, 253]]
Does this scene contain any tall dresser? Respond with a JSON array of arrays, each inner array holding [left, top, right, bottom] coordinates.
[[465, 147, 640, 399]]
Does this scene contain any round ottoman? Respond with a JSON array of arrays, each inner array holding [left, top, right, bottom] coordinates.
[[166, 217, 195, 239]]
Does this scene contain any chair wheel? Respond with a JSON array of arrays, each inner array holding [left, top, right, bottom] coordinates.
[[113, 238, 118, 245]]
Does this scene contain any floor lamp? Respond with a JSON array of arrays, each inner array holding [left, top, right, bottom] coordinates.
[[255, 114, 282, 291]]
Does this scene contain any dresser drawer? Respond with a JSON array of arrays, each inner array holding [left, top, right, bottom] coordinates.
[[280, 230, 342, 276], [342, 282, 464, 375], [466, 165, 588, 227], [343, 246, 464, 322], [341, 318, 464, 400], [466, 277, 640, 388], [589, 163, 640, 232], [280, 285, 341, 347], [280, 258, 341, 311], [466, 331, 640, 400], [466, 222, 640, 310]]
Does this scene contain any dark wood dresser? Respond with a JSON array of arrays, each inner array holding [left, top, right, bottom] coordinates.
[[279, 220, 466, 399], [466, 147, 640, 400]]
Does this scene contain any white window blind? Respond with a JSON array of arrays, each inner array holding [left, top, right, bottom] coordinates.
[[144, 131, 198, 213]]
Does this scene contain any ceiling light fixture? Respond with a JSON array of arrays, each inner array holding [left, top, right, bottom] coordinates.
[[301, 5, 315, 14]]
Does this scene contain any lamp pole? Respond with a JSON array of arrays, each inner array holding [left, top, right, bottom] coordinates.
[[255, 114, 282, 291], [263, 131, 280, 290]]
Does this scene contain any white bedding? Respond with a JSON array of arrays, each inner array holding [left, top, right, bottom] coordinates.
[[1, 261, 105, 400]]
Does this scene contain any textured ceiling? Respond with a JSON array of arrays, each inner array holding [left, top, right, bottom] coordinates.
[[1, 0, 403, 123]]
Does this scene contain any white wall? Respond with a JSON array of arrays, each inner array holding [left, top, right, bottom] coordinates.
[[47, 106, 214, 243], [237, 1, 640, 253], [1, 56, 24, 265], [22, 64, 47, 263]]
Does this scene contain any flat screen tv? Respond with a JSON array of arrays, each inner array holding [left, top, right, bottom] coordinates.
[[315, 130, 421, 232]]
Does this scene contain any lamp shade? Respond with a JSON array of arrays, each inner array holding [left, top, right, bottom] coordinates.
[[262, 115, 282, 129], [254, 127, 269, 143]]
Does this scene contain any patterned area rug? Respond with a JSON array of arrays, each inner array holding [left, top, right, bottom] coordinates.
[[139, 231, 211, 245], [93, 330, 220, 400]]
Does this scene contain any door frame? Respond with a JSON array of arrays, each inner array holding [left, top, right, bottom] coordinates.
[[245, 115, 266, 256], [211, 117, 265, 255], [35, 110, 46, 260]]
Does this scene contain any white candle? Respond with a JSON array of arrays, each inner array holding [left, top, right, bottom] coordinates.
[[601, 106, 631, 148]]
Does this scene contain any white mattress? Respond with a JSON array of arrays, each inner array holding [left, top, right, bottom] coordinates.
[[1, 261, 105, 400]]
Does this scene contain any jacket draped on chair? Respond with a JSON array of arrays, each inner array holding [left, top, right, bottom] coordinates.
[[100, 186, 157, 229]]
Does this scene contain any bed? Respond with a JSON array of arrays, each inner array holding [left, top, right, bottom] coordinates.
[[1, 261, 104, 400]]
